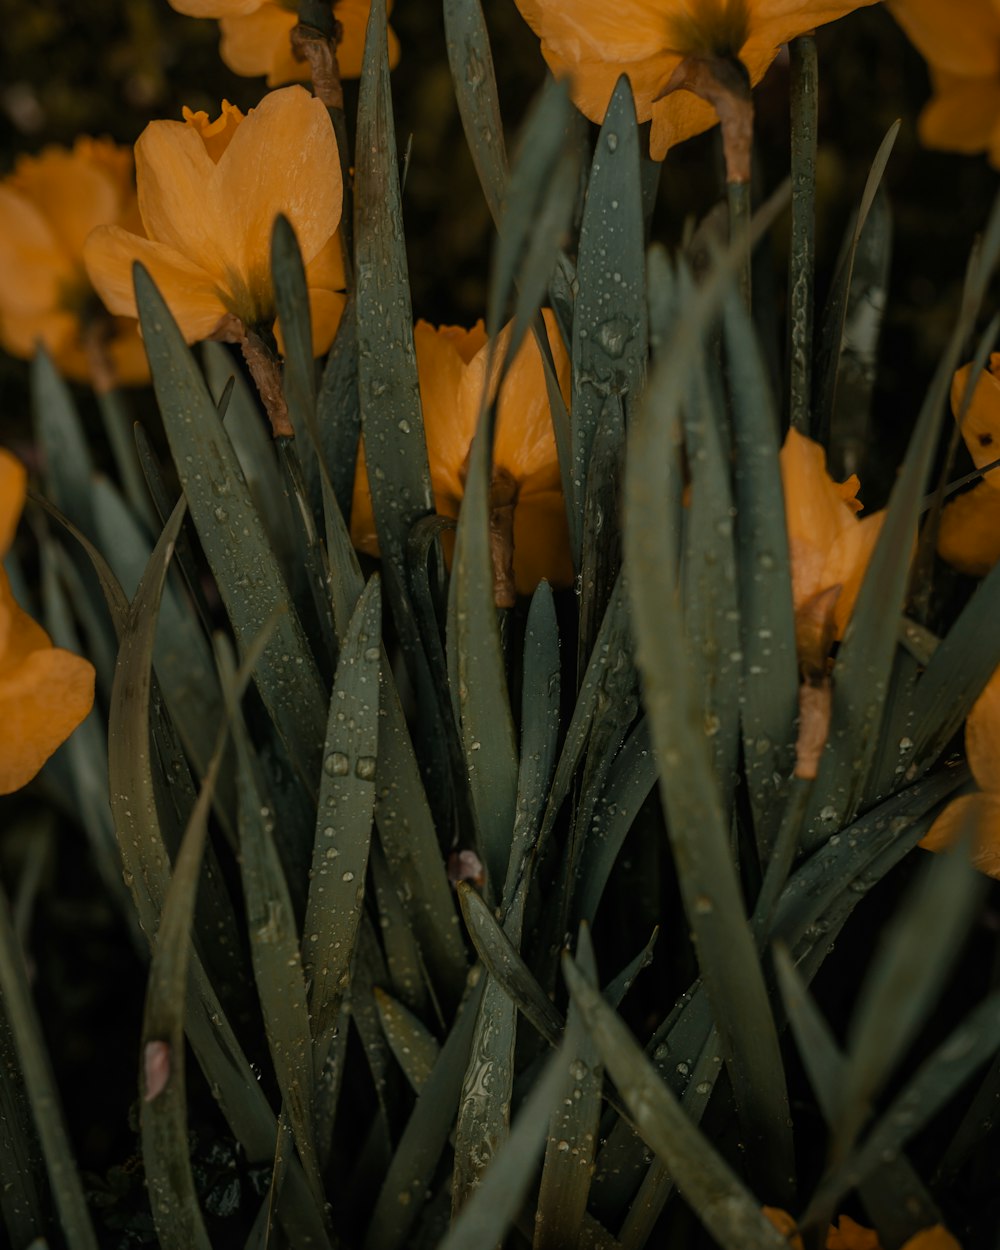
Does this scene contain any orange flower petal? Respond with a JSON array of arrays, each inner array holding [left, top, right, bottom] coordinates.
[[337, 0, 401, 77], [763, 1207, 803, 1249], [212, 86, 342, 317], [937, 480, 1000, 576], [219, 6, 309, 86], [350, 439, 380, 558], [0, 452, 27, 557], [965, 664, 1000, 792], [512, 488, 573, 594], [901, 1227, 962, 1250], [781, 428, 860, 610], [825, 510, 886, 637], [828, 1215, 881, 1250], [0, 186, 73, 320], [918, 70, 1000, 156], [493, 308, 569, 487], [951, 361, 1000, 486], [168, 0, 261, 15], [9, 144, 125, 258], [416, 320, 482, 501], [0, 640, 96, 796], [921, 792, 1000, 880], [85, 224, 232, 343], [887, 0, 1000, 77]]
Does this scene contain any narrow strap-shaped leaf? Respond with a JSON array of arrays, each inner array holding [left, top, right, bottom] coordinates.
[[774, 946, 942, 1244], [571, 76, 647, 567], [787, 33, 817, 436], [370, 838, 430, 1017], [364, 974, 485, 1250], [132, 501, 212, 1250], [535, 926, 603, 1250], [316, 294, 362, 524], [272, 213, 317, 430], [814, 121, 900, 445], [354, 0, 433, 579], [578, 395, 626, 674], [562, 957, 788, 1250], [450, 383, 519, 892], [441, 1044, 573, 1250], [0, 880, 97, 1250], [458, 883, 564, 1047], [803, 987, 1000, 1225], [31, 346, 97, 539], [226, 656, 326, 1211], [624, 311, 793, 1197], [304, 576, 381, 1046], [134, 262, 328, 787], [374, 988, 441, 1092], [804, 194, 1000, 844], [831, 839, 983, 1161], [723, 285, 798, 851], [443, 0, 508, 226], [0, 998, 47, 1246]]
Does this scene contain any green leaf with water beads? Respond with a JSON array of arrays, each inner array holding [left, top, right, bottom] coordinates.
[[624, 322, 793, 1199], [134, 262, 329, 789], [316, 295, 362, 523], [563, 956, 787, 1250], [304, 576, 381, 1047], [443, 0, 508, 227], [535, 925, 603, 1250], [354, 0, 433, 577], [440, 1043, 572, 1250], [804, 196, 1000, 846], [722, 285, 798, 851], [374, 988, 441, 1092], [364, 975, 485, 1250], [572, 76, 647, 570]]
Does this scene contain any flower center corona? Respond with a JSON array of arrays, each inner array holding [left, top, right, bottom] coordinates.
[[665, 0, 751, 59]]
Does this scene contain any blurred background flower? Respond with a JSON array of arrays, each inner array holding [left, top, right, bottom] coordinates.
[[165, 0, 399, 85], [0, 138, 149, 388]]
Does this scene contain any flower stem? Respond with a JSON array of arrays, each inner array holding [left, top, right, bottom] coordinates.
[[789, 34, 818, 436], [241, 328, 293, 439]]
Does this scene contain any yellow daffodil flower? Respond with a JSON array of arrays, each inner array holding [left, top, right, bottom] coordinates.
[[888, 0, 1000, 167], [938, 354, 1000, 575], [0, 451, 95, 796], [512, 0, 879, 161], [765, 1207, 961, 1250], [0, 138, 148, 389], [351, 311, 573, 604], [780, 427, 885, 645], [167, 0, 399, 87], [84, 87, 345, 359], [921, 663, 1000, 879]]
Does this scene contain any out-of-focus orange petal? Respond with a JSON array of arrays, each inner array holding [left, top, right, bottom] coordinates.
[[337, 0, 401, 77], [748, 3, 881, 55], [108, 322, 151, 385], [214, 86, 342, 316], [8, 145, 123, 258], [918, 70, 1000, 156], [825, 510, 886, 638], [762, 1207, 804, 1250], [921, 792, 1000, 880], [828, 1215, 881, 1250], [937, 480, 1000, 576], [512, 488, 573, 595], [169, 0, 260, 15], [85, 225, 233, 343], [273, 289, 346, 358], [350, 440, 380, 557], [219, 6, 309, 86], [0, 186, 72, 319], [951, 361, 1000, 487], [0, 645, 96, 796], [887, 0, 1000, 77], [901, 1226, 962, 1250], [965, 665, 1000, 792], [0, 452, 26, 557], [0, 309, 80, 375]]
